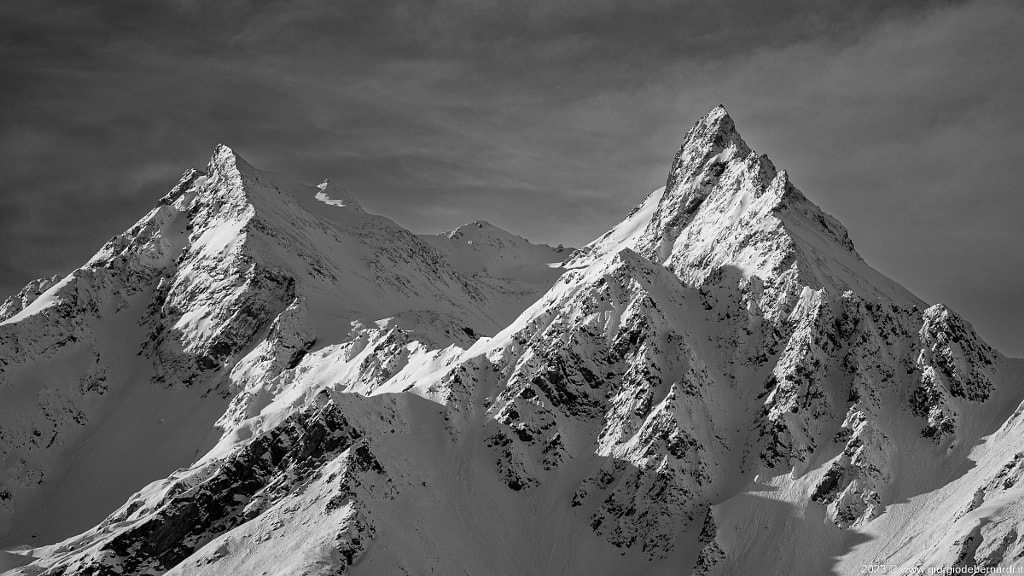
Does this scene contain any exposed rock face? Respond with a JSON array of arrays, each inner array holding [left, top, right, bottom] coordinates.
[[0, 143, 547, 547], [1, 107, 1021, 576]]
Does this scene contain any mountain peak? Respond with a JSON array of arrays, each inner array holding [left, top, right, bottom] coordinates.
[[692, 104, 735, 140], [209, 143, 248, 173], [3, 105, 1019, 576], [693, 105, 741, 143], [421, 219, 569, 283], [701, 104, 733, 131], [446, 220, 504, 237], [658, 106, 755, 215], [203, 144, 265, 197], [212, 142, 235, 159], [440, 219, 538, 249], [564, 107, 922, 306]]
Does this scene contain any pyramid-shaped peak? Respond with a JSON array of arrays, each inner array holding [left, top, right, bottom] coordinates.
[[702, 104, 732, 129], [207, 143, 260, 183], [212, 142, 236, 160], [678, 105, 748, 158], [211, 143, 242, 166], [660, 106, 756, 205], [626, 107, 924, 307]]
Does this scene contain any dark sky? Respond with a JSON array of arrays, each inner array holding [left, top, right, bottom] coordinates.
[[2, 0, 1022, 356]]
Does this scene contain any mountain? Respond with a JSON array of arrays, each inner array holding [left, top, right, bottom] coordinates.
[[420, 220, 572, 323], [0, 146, 560, 551], [1, 107, 1022, 576]]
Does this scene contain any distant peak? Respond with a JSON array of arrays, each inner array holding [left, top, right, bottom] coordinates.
[[446, 220, 526, 240], [441, 220, 559, 249], [314, 179, 364, 213]]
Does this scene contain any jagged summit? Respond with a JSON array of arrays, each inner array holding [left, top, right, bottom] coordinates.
[[569, 105, 921, 307], [211, 142, 240, 162], [1, 108, 1021, 576], [208, 143, 258, 186], [173, 146, 367, 218], [0, 145, 568, 549], [666, 105, 750, 181]]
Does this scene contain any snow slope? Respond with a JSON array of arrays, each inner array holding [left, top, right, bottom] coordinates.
[[421, 220, 573, 325], [2, 107, 1022, 576], [0, 145, 560, 552]]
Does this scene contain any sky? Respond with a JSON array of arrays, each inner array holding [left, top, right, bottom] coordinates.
[[1, 0, 1022, 356]]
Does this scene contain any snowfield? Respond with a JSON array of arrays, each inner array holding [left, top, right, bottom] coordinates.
[[1, 106, 1022, 576]]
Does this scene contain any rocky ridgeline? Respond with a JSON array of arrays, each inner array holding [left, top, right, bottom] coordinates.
[[18, 394, 391, 576], [0, 142, 537, 545], [2, 107, 1019, 575]]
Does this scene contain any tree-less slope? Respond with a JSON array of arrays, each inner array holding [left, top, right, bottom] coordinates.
[[3, 107, 1022, 576]]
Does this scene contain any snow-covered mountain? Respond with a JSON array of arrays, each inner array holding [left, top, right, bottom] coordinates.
[[420, 220, 572, 323], [0, 146, 561, 552], [2, 106, 1022, 575]]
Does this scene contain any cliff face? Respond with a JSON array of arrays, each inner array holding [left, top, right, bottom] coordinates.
[[2, 108, 1021, 576]]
